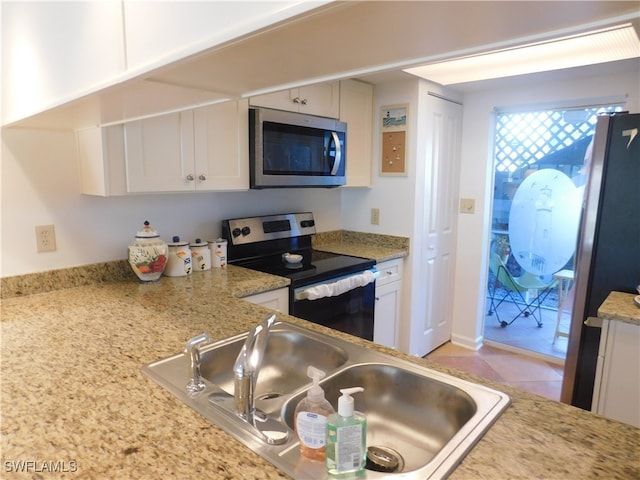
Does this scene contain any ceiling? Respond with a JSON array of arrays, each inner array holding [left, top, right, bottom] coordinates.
[[8, 1, 640, 130]]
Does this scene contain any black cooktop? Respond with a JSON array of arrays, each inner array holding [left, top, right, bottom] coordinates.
[[232, 249, 374, 288], [222, 213, 375, 288]]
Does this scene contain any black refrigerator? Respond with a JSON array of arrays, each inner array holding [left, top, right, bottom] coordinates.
[[561, 112, 640, 410]]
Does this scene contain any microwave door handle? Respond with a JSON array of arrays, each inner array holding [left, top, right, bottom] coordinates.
[[329, 131, 342, 176]]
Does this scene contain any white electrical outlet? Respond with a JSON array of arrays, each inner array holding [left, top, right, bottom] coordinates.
[[35, 225, 57, 253], [371, 208, 380, 225]]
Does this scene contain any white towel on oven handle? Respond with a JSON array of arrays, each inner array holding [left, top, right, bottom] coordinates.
[[300, 269, 377, 301]]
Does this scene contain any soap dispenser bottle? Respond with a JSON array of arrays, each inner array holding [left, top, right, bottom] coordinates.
[[294, 366, 336, 461], [326, 387, 367, 476]]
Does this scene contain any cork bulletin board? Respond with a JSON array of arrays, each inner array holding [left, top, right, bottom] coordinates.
[[380, 104, 408, 176]]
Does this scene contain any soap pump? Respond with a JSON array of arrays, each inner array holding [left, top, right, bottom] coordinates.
[[326, 387, 367, 476], [293, 366, 336, 461]]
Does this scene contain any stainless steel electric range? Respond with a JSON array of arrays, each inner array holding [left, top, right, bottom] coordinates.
[[222, 212, 377, 340]]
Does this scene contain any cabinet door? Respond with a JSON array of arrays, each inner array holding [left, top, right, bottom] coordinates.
[[125, 111, 195, 192], [242, 288, 289, 314], [340, 79, 373, 187], [249, 81, 340, 118], [249, 89, 296, 112], [193, 100, 249, 191], [298, 82, 340, 118], [593, 319, 640, 427], [374, 281, 400, 349]]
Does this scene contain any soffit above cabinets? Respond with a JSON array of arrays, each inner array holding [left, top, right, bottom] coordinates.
[[9, 1, 640, 131]]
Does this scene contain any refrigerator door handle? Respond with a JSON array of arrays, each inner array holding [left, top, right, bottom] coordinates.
[[584, 316, 603, 328]]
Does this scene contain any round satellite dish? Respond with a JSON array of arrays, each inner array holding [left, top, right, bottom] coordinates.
[[508, 169, 582, 276]]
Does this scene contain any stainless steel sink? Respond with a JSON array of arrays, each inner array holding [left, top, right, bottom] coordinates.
[[143, 321, 510, 479], [198, 327, 349, 399], [282, 363, 478, 474]]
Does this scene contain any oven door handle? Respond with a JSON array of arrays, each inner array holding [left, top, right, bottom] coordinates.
[[294, 269, 378, 301]]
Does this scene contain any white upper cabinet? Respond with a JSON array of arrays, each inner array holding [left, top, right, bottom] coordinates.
[[250, 81, 340, 118], [339, 79, 373, 187], [192, 101, 250, 191], [78, 100, 249, 195], [2, 1, 125, 125], [77, 125, 127, 197], [125, 111, 196, 193], [125, 100, 249, 193]]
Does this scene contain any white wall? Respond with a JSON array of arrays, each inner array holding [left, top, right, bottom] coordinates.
[[0, 128, 341, 277], [341, 66, 639, 355], [342, 77, 463, 355], [341, 78, 419, 236], [451, 67, 640, 350]]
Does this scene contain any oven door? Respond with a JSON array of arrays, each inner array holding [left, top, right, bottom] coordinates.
[[291, 269, 377, 341]]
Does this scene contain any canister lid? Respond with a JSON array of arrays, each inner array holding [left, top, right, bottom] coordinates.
[[168, 235, 189, 247], [135, 221, 160, 238], [190, 238, 208, 247]]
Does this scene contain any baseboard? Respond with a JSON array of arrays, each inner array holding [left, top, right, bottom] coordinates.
[[484, 339, 566, 366], [450, 332, 483, 351]]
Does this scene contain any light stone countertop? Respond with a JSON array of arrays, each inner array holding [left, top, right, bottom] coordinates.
[[313, 230, 409, 263], [598, 291, 640, 326], [1, 265, 639, 479]]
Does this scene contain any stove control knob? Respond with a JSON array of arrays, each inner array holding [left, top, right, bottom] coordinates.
[[232, 228, 242, 237], [301, 220, 315, 228], [241, 226, 251, 236]]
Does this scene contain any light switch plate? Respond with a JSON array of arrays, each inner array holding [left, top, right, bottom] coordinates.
[[371, 208, 380, 225], [459, 198, 476, 214]]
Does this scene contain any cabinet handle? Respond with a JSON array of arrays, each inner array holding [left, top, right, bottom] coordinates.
[[198, 174, 207, 182], [292, 97, 301, 104], [186, 174, 195, 182], [300, 98, 308, 105]]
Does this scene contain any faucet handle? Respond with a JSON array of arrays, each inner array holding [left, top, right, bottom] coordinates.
[[185, 333, 210, 394]]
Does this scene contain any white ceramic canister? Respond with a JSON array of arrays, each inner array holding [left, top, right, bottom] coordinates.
[[128, 221, 168, 282], [190, 239, 211, 272], [164, 236, 192, 276], [210, 238, 227, 269]]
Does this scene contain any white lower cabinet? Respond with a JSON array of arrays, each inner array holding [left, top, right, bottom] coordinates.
[[242, 288, 289, 315], [374, 259, 403, 349], [591, 318, 640, 427], [77, 99, 249, 195]]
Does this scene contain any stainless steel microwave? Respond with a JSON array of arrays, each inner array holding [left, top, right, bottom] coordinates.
[[249, 107, 347, 188]]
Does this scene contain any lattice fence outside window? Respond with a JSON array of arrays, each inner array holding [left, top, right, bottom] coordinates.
[[494, 106, 624, 173]]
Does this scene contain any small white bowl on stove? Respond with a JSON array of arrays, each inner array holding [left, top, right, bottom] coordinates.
[[282, 253, 303, 264]]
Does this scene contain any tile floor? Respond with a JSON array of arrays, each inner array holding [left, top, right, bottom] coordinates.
[[483, 298, 570, 361], [425, 342, 565, 402]]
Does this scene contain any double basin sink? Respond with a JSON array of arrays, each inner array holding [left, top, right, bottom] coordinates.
[[142, 320, 510, 479]]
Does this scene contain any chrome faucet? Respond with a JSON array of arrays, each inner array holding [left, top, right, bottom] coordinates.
[[232, 313, 288, 444], [185, 333, 210, 394]]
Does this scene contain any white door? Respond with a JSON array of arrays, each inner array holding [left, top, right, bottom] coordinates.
[[414, 93, 462, 354]]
